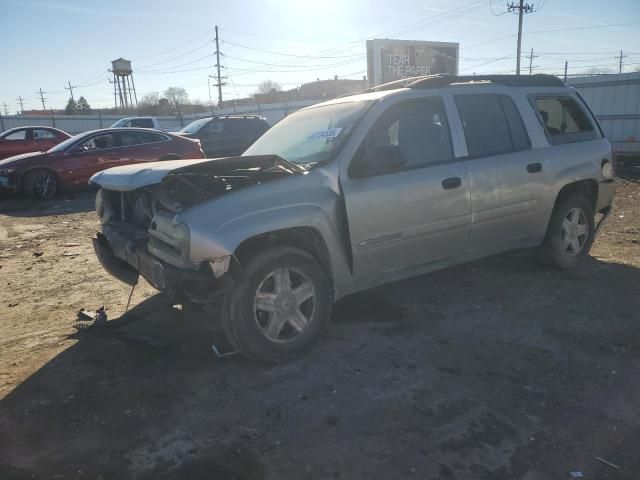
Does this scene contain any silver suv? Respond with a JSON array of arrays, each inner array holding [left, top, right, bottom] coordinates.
[[91, 74, 616, 362]]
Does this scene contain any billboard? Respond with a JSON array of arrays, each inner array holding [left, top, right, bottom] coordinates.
[[366, 39, 459, 87]]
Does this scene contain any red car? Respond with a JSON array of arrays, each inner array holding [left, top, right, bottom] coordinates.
[[0, 126, 71, 159], [0, 128, 205, 199]]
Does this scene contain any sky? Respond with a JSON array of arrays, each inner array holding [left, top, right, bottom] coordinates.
[[0, 0, 639, 112]]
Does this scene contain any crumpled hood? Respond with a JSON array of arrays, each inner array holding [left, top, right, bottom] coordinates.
[[89, 155, 303, 192], [89, 158, 212, 191], [0, 151, 46, 168]]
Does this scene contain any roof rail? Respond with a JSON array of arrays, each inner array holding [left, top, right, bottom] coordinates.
[[361, 74, 565, 94]]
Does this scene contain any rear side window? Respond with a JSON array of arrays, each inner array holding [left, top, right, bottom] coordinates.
[[32, 129, 55, 140], [455, 94, 529, 158], [119, 131, 166, 146], [532, 96, 597, 144]]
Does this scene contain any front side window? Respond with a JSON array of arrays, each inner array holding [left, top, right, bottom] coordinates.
[[455, 94, 515, 158], [533, 96, 596, 144], [362, 98, 453, 172], [3, 129, 27, 140], [244, 101, 371, 168], [79, 134, 115, 151]]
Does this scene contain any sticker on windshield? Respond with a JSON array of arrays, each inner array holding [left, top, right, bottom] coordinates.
[[307, 127, 342, 141]]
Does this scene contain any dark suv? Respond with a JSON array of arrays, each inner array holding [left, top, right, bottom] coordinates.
[[177, 115, 270, 158]]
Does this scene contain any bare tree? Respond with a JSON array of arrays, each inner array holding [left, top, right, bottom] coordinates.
[[138, 92, 161, 115], [257, 80, 282, 95], [164, 87, 189, 112]]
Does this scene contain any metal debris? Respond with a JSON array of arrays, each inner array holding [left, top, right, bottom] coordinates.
[[595, 456, 620, 470], [211, 343, 238, 358]]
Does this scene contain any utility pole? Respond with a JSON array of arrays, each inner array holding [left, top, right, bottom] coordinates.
[[508, 1, 535, 75], [16, 96, 25, 113], [564, 61, 568, 82], [617, 50, 627, 74], [2, 102, 9, 115], [65, 81, 75, 101], [36, 88, 47, 110], [212, 25, 226, 106], [526, 48, 539, 75]]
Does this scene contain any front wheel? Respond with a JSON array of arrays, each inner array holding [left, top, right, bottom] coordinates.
[[539, 194, 595, 269], [23, 169, 58, 199], [220, 246, 332, 363]]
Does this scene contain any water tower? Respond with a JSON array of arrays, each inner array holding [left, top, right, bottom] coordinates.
[[110, 58, 138, 110]]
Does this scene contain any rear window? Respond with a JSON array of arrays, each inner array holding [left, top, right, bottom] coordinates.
[[532, 95, 597, 144]]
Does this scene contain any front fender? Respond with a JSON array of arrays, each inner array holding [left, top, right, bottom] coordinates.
[[188, 203, 352, 294]]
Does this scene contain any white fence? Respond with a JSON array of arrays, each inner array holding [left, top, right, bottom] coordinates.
[[0, 99, 318, 134]]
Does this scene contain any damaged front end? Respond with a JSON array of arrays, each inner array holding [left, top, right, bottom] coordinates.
[[92, 155, 303, 302]]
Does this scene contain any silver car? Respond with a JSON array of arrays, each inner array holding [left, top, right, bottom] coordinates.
[[91, 74, 616, 363]]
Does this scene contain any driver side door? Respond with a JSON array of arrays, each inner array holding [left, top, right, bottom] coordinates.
[[61, 133, 121, 186], [341, 97, 471, 279]]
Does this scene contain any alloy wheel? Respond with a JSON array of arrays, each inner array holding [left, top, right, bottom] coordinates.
[[253, 267, 316, 342], [561, 207, 588, 256]]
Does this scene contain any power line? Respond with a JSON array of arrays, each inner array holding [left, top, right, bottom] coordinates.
[[526, 48, 539, 75], [507, 1, 536, 75], [222, 40, 364, 59], [36, 88, 47, 110], [65, 81, 76, 101], [137, 41, 214, 69]]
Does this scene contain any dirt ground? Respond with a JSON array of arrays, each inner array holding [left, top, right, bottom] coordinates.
[[1, 168, 639, 480]]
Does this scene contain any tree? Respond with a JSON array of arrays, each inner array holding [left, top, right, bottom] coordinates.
[[164, 87, 189, 113], [138, 92, 161, 115], [257, 80, 282, 95], [65, 97, 77, 115], [76, 96, 91, 113]]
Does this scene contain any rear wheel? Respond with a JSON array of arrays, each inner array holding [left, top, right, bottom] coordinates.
[[220, 246, 332, 363], [539, 194, 595, 269], [23, 169, 58, 199]]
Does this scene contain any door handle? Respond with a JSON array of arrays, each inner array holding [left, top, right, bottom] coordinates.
[[442, 177, 462, 190], [527, 162, 542, 173]]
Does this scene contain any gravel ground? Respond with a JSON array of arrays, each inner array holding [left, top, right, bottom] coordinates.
[[0, 168, 639, 480]]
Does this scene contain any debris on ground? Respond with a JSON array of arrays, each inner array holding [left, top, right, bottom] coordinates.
[[62, 252, 80, 257], [569, 471, 584, 478], [33, 252, 43, 257], [62, 243, 80, 247], [77, 307, 108, 325], [595, 456, 620, 470]]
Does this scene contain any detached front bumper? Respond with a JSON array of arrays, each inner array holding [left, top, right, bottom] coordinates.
[[93, 224, 234, 301]]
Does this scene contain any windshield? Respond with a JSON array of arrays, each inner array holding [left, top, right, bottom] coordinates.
[[243, 101, 371, 167], [111, 119, 128, 128], [47, 132, 87, 152], [180, 118, 211, 134]]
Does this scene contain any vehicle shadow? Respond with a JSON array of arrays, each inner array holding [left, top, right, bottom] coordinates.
[[0, 190, 96, 217], [1, 254, 640, 479]]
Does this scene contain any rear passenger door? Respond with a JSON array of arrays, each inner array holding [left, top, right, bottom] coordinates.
[[453, 93, 547, 255], [342, 97, 471, 279]]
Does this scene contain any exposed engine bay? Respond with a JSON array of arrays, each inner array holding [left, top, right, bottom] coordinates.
[[93, 155, 304, 301]]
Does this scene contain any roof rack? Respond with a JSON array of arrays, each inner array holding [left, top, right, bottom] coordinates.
[[363, 74, 565, 93]]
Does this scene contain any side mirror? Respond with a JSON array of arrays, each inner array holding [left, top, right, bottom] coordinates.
[[353, 145, 406, 177]]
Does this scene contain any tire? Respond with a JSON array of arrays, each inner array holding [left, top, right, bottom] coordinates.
[[539, 193, 595, 269], [221, 246, 332, 363], [23, 169, 58, 200]]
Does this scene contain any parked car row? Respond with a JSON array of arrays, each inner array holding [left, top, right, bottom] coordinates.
[[0, 115, 270, 199]]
